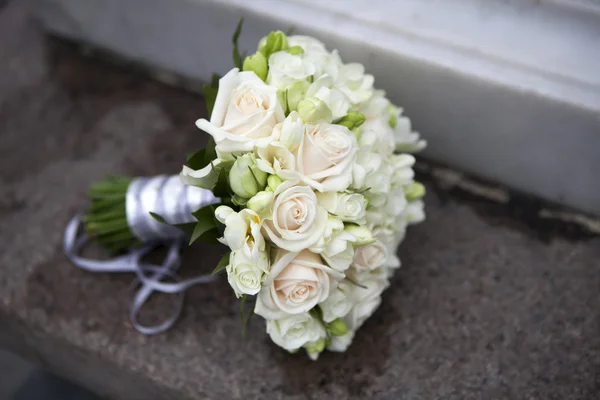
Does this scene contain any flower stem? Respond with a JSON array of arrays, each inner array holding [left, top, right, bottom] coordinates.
[[84, 176, 139, 253]]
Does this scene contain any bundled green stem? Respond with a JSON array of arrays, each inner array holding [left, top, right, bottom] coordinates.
[[82, 176, 139, 253]]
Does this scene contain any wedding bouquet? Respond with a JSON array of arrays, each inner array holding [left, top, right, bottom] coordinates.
[[74, 23, 426, 360]]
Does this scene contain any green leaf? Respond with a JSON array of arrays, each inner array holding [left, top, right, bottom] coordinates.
[[232, 18, 245, 69], [149, 212, 167, 224], [189, 205, 218, 245], [150, 212, 197, 238], [187, 138, 217, 170], [211, 252, 230, 275], [212, 160, 234, 198], [186, 149, 208, 170], [203, 85, 219, 117], [172, 222, 197, 238]]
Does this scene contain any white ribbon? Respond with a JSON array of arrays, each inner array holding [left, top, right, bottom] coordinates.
[[64, 176, 221, 335]]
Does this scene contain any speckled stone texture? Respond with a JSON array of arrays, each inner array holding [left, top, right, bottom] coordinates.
[[1, 3, 599, 400]]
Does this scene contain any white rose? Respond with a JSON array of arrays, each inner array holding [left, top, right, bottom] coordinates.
[[327, 329, 355, 352], [226, 246, 269, 297], [266, 312, 326, 351], [255, 249, 343, 320], [335, 62, 374, 105], [317, 192, 367, 223], [346, 277, 389, 330], [349, 240, 389, 280], [215, 206, 265, 258], [319, 281, 353, 323], [267, 52, 316, 89], [263, 186, 328, 252], [307, 76, 350, 121], [195, 68, 284, 154], [296, 123, 358, 192]]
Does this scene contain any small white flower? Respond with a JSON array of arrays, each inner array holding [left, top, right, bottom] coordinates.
[[392, 108, 427, 153], [266, 312, 327, 352], [214, 206, 265, 258], [287, 35, 328, 54], [317, 191, 367, 223], [255, 249, 343, 320], [322, 229, 356, 272], [346, 277, 389, 330], [335, 62, 374, 105], [359, 118, 396, 157], [327, 329, 355, 352], [267, 51, 316, 89], [320, 281, 353, 323], [307, 75, 350, 121]]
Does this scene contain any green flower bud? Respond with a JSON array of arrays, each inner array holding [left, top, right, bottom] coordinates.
[[297, 98, 332, 123], [229, 154, 268, 199], [258, 30, 289, 57], [286, 80, 310, 112], [327, 318, 349, 336], [242, 51, 268, 81], [405, 182, 426, 202], [344, 224, 376, 245], [387, 104, 398, 128], [337, 111, 365, 130], [304, 338, 326, 355], [247, 190, 274, 214], [267, 174, 283, 192], [286, 45, 304, 55]]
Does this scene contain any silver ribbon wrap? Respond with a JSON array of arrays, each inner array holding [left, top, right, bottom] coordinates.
[[127, 175, 219, 242], [64, 175, 221, 335]]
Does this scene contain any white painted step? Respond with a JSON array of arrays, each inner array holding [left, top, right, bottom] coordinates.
[[36, 0, 600, 215]]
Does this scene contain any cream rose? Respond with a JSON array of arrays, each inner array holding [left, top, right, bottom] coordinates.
[[255, 249, 343, 320], [296, 123, 358, 192], [195, 68, 284, 154], [349, 240, 388, 280], [266, 312, 326, 352], [263, 186, 328, 252]]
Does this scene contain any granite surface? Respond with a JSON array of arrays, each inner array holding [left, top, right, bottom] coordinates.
[[1, 2, 599, 399]]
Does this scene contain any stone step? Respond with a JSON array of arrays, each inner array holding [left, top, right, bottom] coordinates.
[[1, 3, 599, 399]]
